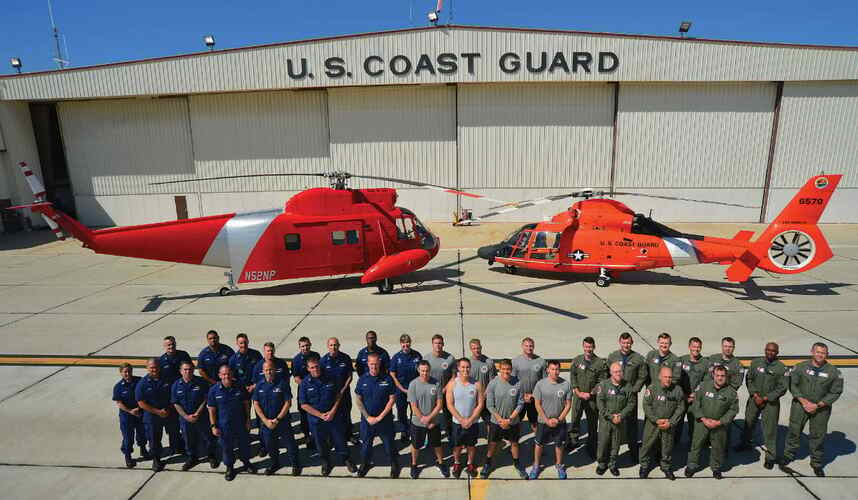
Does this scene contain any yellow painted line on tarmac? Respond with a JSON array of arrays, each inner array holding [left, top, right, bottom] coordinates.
[[470, 478, 489, 500]]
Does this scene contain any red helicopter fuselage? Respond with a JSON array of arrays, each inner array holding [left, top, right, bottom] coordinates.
[[21, 186, 440, 292], [478, 175, 841, 285]]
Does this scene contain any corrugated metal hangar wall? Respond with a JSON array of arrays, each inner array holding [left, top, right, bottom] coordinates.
[[2, 26, 857, 227]]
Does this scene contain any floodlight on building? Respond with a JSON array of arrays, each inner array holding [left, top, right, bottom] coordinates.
[[679, 21, 692, 37], [203, 35, 215, 51], [427, 11, 439, 24], [10, 57, 22, 74]]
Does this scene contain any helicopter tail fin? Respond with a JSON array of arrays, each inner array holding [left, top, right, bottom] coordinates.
[[725, 174, 840, 281], [8, 201, 94, 245]]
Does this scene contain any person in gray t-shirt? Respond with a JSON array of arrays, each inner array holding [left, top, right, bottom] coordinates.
[[481, 358, 527, 479], [406, 360, 448, 478], [530, 360, 573, 479], [426, 334, 456, 432], [468, 338, 496, 425], [511, 337, 547, 431]]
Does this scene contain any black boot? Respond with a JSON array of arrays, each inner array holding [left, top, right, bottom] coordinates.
[[291, 464, 303, 476], [181, 456, 197, 471], [151, 458, 164, 472], [208, 454, 220, 469], [243, 461, 258, 474], [265, 458, 279, 476], [139, 447, 152, 460], [357, 463, 371, 477], [124, 455, 135, 469], [344, 458, 357, 474], [224, 466, 236, 481]]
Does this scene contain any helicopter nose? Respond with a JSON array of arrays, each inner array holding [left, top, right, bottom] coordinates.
[[477, 243, 501, 261]]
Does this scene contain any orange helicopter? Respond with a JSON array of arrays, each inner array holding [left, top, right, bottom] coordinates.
[[475, 175, 842, 287]]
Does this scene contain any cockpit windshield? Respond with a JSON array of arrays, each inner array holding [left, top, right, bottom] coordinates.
[[398, 208, 437, 250], [504, 224, 538, 244]]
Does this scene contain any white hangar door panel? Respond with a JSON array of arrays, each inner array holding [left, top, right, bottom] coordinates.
[[188, 90, 331, 215], [57, 97, 195, 226], [458, 83, 614, 222], [327, 85, 457, 221], [615, 83, 776, 222], [766, 82, 858, 223]]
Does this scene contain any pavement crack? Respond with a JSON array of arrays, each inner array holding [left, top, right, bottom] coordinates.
[[583, 284, 654, 350], [275, 275, 347, 349], [128, 470, 158, 500], [675, 270, 858, 355], [0, 366, 67, 405]]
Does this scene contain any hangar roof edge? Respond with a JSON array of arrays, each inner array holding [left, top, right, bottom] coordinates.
[[2, 24, 858, 80]]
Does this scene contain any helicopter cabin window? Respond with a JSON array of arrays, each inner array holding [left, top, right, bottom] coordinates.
[[346, 229, 359, 244], [284, 233, 301, 251], [397, 217, 416, 240], [332, 231, 346, 245], [530, 232, 561, 260], [332, 230, 359, 246]]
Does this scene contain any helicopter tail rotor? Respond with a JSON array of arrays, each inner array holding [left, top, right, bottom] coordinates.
[[725, 174, 841, 281]]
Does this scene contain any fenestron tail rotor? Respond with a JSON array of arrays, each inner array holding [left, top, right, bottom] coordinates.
[[767, 230, 815, 270]]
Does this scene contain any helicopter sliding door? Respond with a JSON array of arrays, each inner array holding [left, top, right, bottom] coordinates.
[[289, 221, 365, 276], [327, 220, 366, 274]]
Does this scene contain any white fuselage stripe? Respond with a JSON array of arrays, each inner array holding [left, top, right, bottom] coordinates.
[[662, 237, 699, 266]]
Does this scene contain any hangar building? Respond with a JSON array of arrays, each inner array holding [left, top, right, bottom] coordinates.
[[0, 25, 856, 231]]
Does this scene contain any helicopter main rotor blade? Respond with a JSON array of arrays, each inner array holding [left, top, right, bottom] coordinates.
[[347, 174, 511, 205], [148, 173, 327, 186], [476, 192, 591, 220], [608, 192, 760, 209]]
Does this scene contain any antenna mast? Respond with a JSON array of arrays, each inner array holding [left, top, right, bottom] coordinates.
[[47, 0, 69, 69]]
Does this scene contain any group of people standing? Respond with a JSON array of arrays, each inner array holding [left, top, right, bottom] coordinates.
[[113, 329, 844, 481]]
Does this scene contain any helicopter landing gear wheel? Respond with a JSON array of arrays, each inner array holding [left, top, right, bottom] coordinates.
[[377, 279, 394, 294], [219, 287, 231, 296], [488, 257, 494, 266], [596, 268, 612, 288], [505, 265, 517, 274]]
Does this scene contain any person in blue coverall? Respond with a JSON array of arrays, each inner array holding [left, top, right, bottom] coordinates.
[[113, 363, 150, 468], [135, 358, 181, 471], [299, 354, 357, 476], [390, 334, 422, 444], [253, 360, 302, 476], [291, 337, 318, 451], [355, 352, 399, 478], [171, 361, 218, 470], [198, 330, 234, 385], [207, 364, 258, 481]]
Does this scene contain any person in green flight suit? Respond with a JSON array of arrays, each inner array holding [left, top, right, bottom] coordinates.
[[595, 361, 637, 476], [734, 342, 788, 469], [639, 365, 685, 480], [685, 365, 738, 480], [781, 342, 844, 477]]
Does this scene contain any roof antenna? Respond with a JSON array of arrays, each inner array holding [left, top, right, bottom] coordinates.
[[47, 0, 69, 69]]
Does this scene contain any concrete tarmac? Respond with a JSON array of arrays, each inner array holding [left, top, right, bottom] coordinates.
[[0, 224, 856, 499]]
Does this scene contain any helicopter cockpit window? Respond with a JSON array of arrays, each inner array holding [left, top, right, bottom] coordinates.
[[397, 217, 416, 240], [284, 233, 301, 251], [511, 231, 531, 258], [397, 208, 436, 250]]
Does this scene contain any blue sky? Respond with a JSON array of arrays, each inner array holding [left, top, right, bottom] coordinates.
[[2, 0, 856, 74]]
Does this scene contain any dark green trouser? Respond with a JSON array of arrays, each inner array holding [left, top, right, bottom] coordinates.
[[569, 396, 598, 453], [741, 399, 780, 461], [639, 421, 674, 471], [597, 420, 624, 468], [784, 400, 831, 468], [623, 405, 639, 456], [688, 420, 728, 472]]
